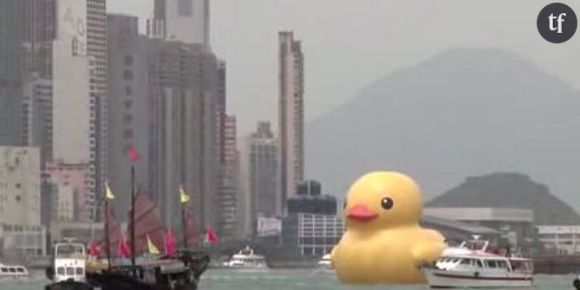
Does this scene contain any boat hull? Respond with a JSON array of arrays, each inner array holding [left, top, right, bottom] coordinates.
[[425, 270, 533, 289], [45, 280, 94, 290]]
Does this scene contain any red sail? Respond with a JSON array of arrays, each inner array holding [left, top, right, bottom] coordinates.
[[101, 203, 123, 258], [127, 188, 164, 256]]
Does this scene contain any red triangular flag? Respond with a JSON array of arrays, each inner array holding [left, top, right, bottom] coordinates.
[[164, 228, 176, 256], [89, 240, 101, 257], [206, 225, 218, 244], [118, 238, 131, 258], [128, 142, 140, 162]]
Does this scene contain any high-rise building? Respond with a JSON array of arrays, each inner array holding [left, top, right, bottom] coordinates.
[[106, 14, 151, 220], [278, 31, 304, 210], [21, 0, 56, 79], [148, 40, 218, 232], [216, 61, 227, 166], [21, 75, 53, 167], [240, 122, 280, 237], [216, 115, 240, 240], [87, 0, 108, 222], [51, 0, 93, 222], [0, 146, 41, 226], [0, 146, 46, 259], [152, 0, 210, 47], [1, 0, 56, 147], [0, 0, 25, 146]]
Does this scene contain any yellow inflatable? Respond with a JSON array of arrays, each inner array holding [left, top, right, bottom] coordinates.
[[331, 171, 445, 284]]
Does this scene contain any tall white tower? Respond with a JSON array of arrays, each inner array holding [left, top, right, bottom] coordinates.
[[278, 31, 304, 212]]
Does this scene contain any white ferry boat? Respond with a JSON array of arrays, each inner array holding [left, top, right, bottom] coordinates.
[[222, 246, 268, 269], [45, 239, 93, 290], [423, 236, 534, 288], [317, 254, 332, 270], [0, 263, 28, 280]]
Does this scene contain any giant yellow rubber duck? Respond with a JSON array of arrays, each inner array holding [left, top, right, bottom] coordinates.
[[331, 171, 445, 284]]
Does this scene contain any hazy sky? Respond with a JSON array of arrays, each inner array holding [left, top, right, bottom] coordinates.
[[109, 1, 580, 135]]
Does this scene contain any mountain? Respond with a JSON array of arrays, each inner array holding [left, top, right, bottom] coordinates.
[[305, 48, 580, 213], [427, 173, 580, 225]]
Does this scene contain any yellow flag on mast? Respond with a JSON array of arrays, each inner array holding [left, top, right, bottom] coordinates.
[[179, 185, 190, 204], [105, 182, 115, 200], [147, 235, 160, 255]]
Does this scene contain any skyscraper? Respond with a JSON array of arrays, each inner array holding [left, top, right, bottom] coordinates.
[[152, 0, 210, 47], [87, 0, 108, 221], [239, 122, 280, 237], [278, 31, 304, 211], [106, 14, 151, 220], [148, 40, 218, 232], [51, 0, 93, 222], [216, 115, 240, 240], [0, 0, 25, 146]]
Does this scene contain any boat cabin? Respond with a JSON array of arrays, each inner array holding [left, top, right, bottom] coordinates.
[[436, 256, 534, 274], [53, 242, 87, 283], [0, 264, 28, 277]]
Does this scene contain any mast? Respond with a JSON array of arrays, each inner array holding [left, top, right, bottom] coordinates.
[[105, 200, 111, 269], [130, 164, 136, 267], [182, 205, 188, 248], [127, 142, 140, 268]]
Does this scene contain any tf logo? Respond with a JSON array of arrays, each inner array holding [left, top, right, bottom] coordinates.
[[537, 3, 577, 43]]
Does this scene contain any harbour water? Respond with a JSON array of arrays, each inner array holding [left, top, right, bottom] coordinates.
[[2, 269, 577, 290]]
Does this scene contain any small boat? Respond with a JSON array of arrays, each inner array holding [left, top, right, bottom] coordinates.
[[574, 275, 580, 290], [317, 254, 332, 270], [0, 263, 28, 280], [45, 239, 93, 290], [222, 246, 268, 269], [422, 236, 534, 288]]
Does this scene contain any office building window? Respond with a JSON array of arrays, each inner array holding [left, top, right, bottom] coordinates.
[[123, 70, 133, 80], [124, 55, 134, 65]]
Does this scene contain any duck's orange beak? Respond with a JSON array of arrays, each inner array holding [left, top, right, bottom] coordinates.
[[347, 204, 377, 221]]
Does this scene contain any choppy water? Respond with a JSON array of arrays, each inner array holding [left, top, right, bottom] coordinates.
[[1, 269, 577, 290]]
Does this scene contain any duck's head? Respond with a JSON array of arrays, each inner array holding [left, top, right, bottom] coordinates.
[[343, 171, 423, 230]]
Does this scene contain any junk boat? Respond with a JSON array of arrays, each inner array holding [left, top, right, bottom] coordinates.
[[45, 239, 93, 290], [422, 236, 534, 288], [82, 177, 212, 290], [223, 246, 268, 269], [0, 262, 28, 280]]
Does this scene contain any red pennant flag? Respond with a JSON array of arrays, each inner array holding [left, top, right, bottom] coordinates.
[[88, 240, 101, 257], [118, 238, 131, 258], [128, 142, 140, 162], [206, 225, 218, 244], [164, 228, 177, 256]]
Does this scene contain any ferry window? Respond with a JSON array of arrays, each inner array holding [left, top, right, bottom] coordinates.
[[1, 268, 7, 273], [76, 267, 84, 275], [460, 259, 471, 265], [8, 268, 16, 273], [475, 260, 483, 268], [57, 267, 65, 275], [497, 261, 508, 269], [66, 267, 74, 275], [485, 260, 497, 268], [16, 267, 24, 273]]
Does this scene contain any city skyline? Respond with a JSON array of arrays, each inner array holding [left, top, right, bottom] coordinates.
[[109, 0, 580, 136]]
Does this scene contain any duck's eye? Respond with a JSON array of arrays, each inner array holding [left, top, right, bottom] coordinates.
[[381, 197, 394, 210]]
